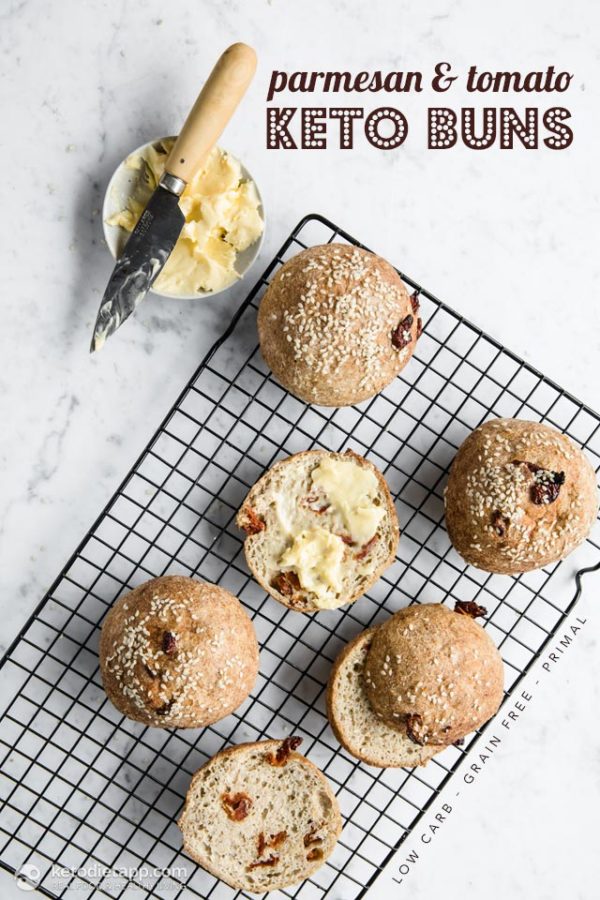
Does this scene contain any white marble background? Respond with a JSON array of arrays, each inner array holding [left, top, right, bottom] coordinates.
[[1, 0, 599, 897]]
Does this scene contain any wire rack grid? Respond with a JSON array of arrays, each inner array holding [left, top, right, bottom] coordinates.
[[1, 214, 599, 900]]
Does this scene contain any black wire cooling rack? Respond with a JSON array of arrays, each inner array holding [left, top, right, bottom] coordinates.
[[1, 213, 599, 900]]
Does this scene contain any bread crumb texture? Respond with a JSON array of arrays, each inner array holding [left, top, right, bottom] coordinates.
[[99, 576, 259, 728], [444, 418, 598, 574], [178, 739, 342, 892], [237, 449, 399, 612], [258, 243, 420, 407]]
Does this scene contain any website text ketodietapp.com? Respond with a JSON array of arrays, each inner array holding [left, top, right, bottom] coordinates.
[[266, 63, 574, 150]]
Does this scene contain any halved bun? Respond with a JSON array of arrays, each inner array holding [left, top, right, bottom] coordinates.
[[237, 449, 399, 613], [178, 739, 342, 892]]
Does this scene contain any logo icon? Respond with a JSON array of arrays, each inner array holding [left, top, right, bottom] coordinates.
[[15, 863, 41, 891]]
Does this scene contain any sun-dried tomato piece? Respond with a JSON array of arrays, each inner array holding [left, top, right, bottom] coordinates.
[[303, 823, 323, 847], [337, 533, 355, 546], [303, 492, 320, 505], [307, 848, 323, 861], [453, 737, 465, 747], [257, 831, 287, 857], [416, 317, 423, 339], [525, 461, 542, 473], [267, 736, 303, 766], [241, 506, 265, 535], [405, 713, 427, 746], [270, 831, 287, 849], [513, 461, 566, 506], [247, 853, 279, 870], [491, 509, 509, 537], [162, 631, 177, 655], [410, 291, 420, 313], [391, 314, 414, 350], [300, 494, 331, 516], [301, 493, 330, 514], [272, 572, 310, 610], [155, 697, 175, 716], [222, 792, 253, 822], [355, 534, 379, 561], [272, 571, 302, 597], [530, 470, 565, 506], [512, 459, 541, 473], [454, 599, 487, 619]]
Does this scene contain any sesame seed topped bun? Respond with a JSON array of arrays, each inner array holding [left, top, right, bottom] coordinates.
[[363, 603, 504, 747], [99, 576, 259, 728], [444, 418, 597, 575], [258, 244, 421, 407]]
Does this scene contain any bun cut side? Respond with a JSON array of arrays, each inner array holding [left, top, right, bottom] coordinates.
[[178, 739, 342, 892], [237, 449, 399, 612]]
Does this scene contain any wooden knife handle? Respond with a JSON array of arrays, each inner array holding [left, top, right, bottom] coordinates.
[[165, 42, 257, 184]]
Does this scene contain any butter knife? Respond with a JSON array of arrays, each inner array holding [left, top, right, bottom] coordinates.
[[90, 42, 257, 352]]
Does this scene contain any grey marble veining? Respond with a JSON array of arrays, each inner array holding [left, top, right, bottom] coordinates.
[[1, 0, 599, 897]]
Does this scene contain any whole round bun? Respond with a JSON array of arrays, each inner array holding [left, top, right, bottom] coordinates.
[[445, 418, 597, 574], [99, 575, 259, 728], [258, 244, 421, 407], [363, 603, 504, 746]]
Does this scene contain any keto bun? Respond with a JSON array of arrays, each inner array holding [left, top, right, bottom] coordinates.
[[444, 418, 597, 575], [363, 602, 504, 747], [178, 738, 342, 892], [258, 244, 421, 407], [237, 449, 399, 613], [99, 575, 259, 728], [327, 627, 438, 768]]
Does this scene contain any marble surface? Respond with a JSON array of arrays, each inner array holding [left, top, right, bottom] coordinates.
[[1, 0, 599, 897]]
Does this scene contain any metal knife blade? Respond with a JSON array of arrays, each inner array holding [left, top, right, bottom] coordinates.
[[90, 183, 184, 352]]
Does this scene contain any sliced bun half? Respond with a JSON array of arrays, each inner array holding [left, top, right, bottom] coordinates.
[[237, 449, 399, 613], [327, 628, 439, 768], [178, 738, 342, 892]]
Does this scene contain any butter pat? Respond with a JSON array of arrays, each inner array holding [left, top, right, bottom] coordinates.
[[107, 139, 263, 295], [274, 491, 296, 537], [280, 527, 345, 608], [311, 457, 385, 544]]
